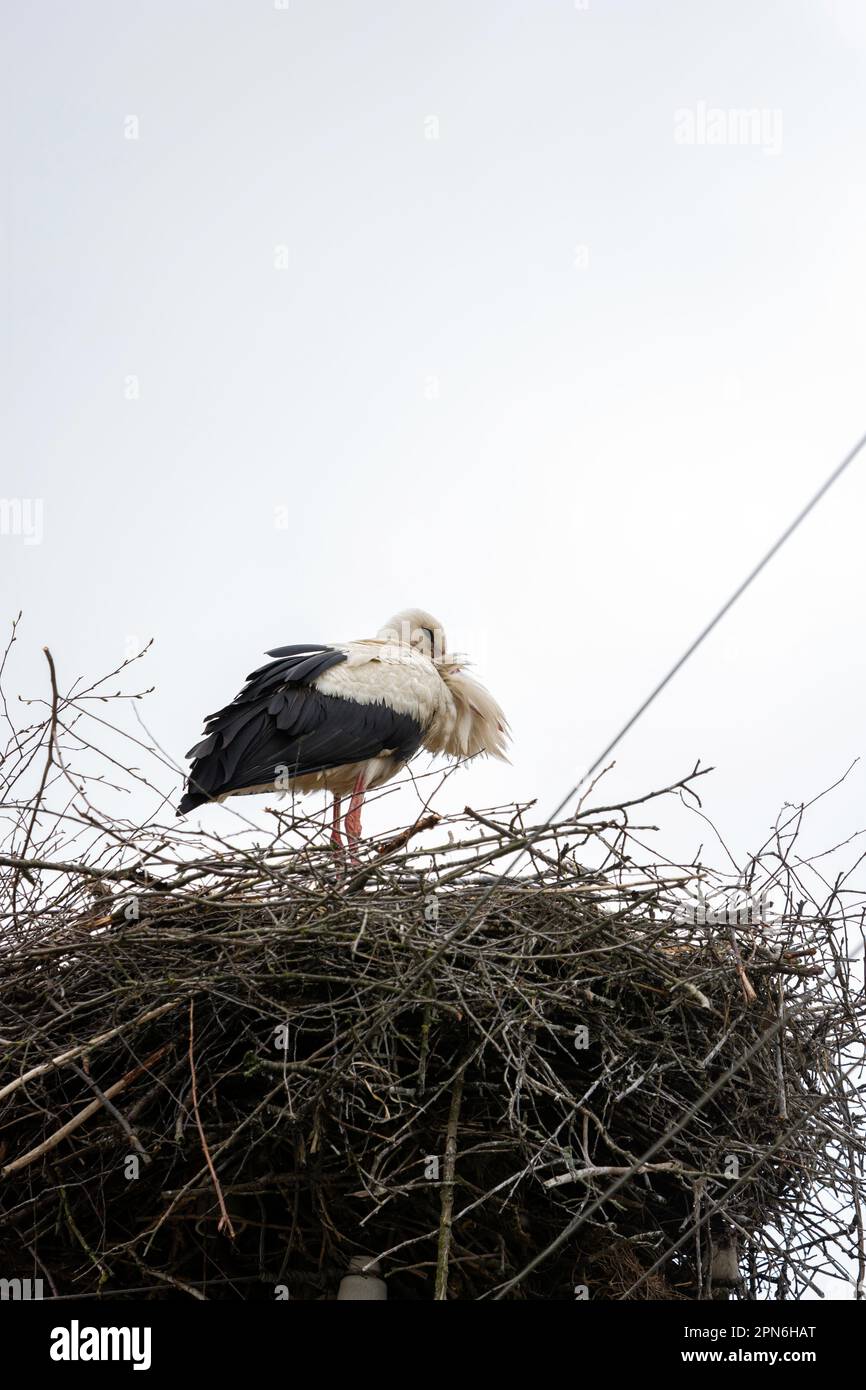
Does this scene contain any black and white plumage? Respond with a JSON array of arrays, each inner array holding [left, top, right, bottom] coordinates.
[[178, 608, 510, 846]]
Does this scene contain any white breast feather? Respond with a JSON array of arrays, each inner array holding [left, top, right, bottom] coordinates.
[[314, 642, 444, 727]]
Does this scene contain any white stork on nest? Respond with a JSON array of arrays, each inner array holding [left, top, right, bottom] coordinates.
[[178, 608, 509, 847]]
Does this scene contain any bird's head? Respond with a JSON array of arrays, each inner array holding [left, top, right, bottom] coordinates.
[[377, 608, 448, 663]]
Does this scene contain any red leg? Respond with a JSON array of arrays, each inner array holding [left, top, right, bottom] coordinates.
[[344, 773, 366, 853], [330, 795, 343, 849]]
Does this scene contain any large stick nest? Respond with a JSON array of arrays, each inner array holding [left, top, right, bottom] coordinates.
[[0, 636, 864, 1300]]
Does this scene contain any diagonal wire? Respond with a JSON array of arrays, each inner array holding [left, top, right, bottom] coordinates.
[[477, 427, 866, 1297], [544, 425, 866, 825], [366, 427, 866, 1028]]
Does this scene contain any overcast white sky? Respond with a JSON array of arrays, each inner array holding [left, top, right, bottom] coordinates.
[[3, 0, 866, 867], [3, 0, 866, 1304]]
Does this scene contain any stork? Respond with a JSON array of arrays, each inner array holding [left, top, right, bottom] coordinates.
[[178, 609, 509, 849]]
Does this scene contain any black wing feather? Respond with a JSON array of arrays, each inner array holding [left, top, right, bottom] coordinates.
[[265, 642, 331, 659], [178, 645, 424, 816], [209, 697, 424, 795]]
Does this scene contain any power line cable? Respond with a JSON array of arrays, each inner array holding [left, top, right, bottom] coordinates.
[[545, 425, 866, 825], [396, 426, 866, 992]]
